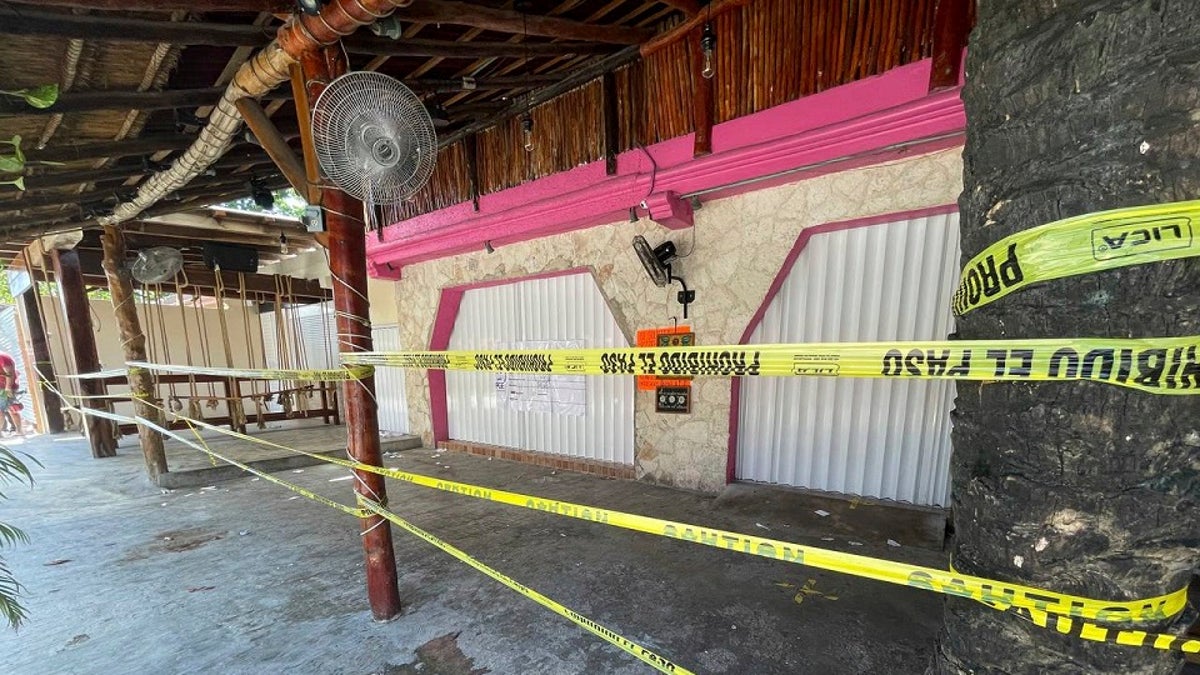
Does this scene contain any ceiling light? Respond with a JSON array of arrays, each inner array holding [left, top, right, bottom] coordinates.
[[700, 23, 716, 80]]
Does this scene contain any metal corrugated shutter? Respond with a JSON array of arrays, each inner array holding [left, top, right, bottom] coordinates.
[[372, 324, 409, 433], [446, 273, 634, 464], [737, 212, 960, 506], [259, 302, 338, 413]]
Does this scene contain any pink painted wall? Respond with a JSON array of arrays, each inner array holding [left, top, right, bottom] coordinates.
[[368, 58, 965, 277]]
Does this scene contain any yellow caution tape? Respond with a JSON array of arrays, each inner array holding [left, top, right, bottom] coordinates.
[[343, 336, 1200, 395], [57, 380, 1197, 655], [359, 499, 694, 674], [56, 391, 693, 673], [953, 200, 1200, 315], [126, 360, 373, 382], [58, 401, 365, 518], [130, 409, 1194, 648]]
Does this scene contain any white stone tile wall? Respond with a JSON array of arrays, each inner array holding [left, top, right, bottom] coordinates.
[[391, 148, 964, 492]]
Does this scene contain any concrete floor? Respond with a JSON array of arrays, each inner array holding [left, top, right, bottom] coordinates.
[[155, 423, 421, 488], [0, 432, 948, 674]]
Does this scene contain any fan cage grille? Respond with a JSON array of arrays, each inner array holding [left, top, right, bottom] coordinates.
[[311, 71, 437, 205]]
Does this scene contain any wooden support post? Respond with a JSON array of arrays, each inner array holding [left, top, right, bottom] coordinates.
[[234, 98, 309, 198], [602, 71, 620, 175], [929, 0, 971, 91], [20, 288, 65, 433], [302, 46, 402, 622], [51, 248, 117, 458], [691, 27, 713, 158], [465, 133, 481, 212], [99, 224, 168, 479], [289, 64, 322, 204]]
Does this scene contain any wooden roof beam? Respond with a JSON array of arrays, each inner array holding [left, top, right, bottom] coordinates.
[[0, 174, 285, 224], [398, 1, 654, 45], [12, 156, 274, 190], [2, 0, 288, 11], [346, 35, 613, 59], [0, 7, 621, 54], [0, 7, 270, 47], [0, 88, 291, 117], [25, 135, 199, 164], [233, 99, 308, 197], [11, 156, 276, 195], [641, 0, 750, 57]]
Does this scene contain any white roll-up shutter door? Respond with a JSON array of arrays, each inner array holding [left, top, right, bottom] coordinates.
[[446, 272, 633, 464], [372, 324, 409, 433], [737, 212, 960, 507]]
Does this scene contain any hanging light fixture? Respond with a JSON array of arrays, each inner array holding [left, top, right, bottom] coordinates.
[[519, 7, 535, 153], [521, 113, 534, 152], [700, 22, 716, 80]]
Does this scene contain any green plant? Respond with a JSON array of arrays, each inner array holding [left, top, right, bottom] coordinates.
[[0, 84, 59, 109], [0, 446, 39, 630]]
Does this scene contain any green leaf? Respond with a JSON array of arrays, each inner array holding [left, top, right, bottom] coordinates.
[[0, 85, 58, 109], [0, 176, 24, 191]]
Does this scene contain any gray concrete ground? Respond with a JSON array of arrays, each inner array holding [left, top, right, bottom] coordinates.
[[0, 431, 947, 674], [156, 424, 421, 488]]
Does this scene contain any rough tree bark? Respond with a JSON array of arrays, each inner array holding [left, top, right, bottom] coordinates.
[[936, 2, 1200, 673], [100, 224, 169, 481]]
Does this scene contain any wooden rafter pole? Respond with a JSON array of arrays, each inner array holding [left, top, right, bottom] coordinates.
[[602, 71, 619, 175], [691, 26, 713, 157], [234, 98, 309, 197], [18, 286, 65, 433], [99, 225, 168, 480], [289, 64, 322, 204], [0, 7, 621, 55], [640, 0, 750, 57], [50, 248, 116, 459], [397, 0, 653, 44], [465, 133, 481, 211], [0, 87, 290, 117], [2, 0, 287, 11], [301, 45, 402, 622]]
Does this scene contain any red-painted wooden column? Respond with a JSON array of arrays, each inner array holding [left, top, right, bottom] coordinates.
[[51, 248, 116, 458], [929, 0, 973, 91], [300, 46, 402, 621]]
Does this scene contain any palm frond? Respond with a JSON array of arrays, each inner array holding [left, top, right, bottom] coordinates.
[[0, 444, 37, 630]]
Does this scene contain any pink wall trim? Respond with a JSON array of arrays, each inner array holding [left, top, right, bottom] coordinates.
[[368, 59, 965, 277], [426, 267, 592, 444], [724, 204, 960, 484]]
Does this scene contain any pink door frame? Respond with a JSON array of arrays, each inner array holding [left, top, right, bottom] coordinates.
[[724, 204, 960, 484], [368, 59, 965, 277], [426, 267, 593, 445]]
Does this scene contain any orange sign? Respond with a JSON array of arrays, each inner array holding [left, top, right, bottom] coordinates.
[[635, 326, 694, 391]]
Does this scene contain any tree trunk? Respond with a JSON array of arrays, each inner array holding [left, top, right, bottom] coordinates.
[[100, 224, 169, 481], [936, 2, 1200, 673]]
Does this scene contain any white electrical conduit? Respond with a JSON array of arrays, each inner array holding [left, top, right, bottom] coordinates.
[[99, 0, 417, 227]]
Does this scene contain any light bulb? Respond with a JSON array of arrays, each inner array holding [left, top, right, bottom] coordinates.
[[521, 114, 534, 152], [700, 22, 716, 80]]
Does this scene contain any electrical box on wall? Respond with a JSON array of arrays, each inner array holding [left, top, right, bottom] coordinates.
[[655, 386, 691, 414], [638, 325, 695, 414]]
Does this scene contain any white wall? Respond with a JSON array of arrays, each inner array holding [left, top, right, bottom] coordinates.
[[391, 148, 965, 492]]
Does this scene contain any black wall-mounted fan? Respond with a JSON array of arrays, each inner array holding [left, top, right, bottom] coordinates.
[[633, 235, 696, 318]]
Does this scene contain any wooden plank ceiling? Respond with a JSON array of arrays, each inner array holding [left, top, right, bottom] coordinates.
[[0, 0, 953, 259]]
